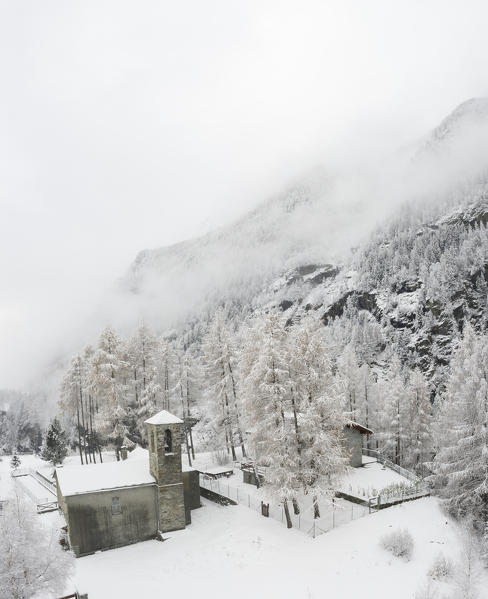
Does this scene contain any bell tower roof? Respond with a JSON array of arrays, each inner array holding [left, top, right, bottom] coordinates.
[[144, 410, 183, 425]]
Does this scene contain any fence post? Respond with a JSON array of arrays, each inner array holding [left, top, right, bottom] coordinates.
[[313, 520, 316, 539], [237, 488, 239, 502], [332, 498, 335, 528], [228, 483, 230, 497], [248, 494, 250, 508]]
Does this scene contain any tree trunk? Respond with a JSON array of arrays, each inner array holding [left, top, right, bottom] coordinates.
[[283, 500, 293, 529], [313, 496, 320, 519], [76, 397, 84, 465], [188, 426, 195, 460], [220, 362, 236, 461], [227, 360, 246, 458], [292, 498, 300, 515], [89, 395, 96, 463], [79, 387, 90, 464]]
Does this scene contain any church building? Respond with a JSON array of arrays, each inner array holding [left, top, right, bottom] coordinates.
[[55, 410, 200, 557]]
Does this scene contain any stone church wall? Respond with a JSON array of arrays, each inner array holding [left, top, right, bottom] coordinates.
[[65, 485, 158, 556]]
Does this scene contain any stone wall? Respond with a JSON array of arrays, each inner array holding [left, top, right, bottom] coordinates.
[[65, 485, 158, 556], [342, 426, 363, 468], [158, 483, 186, 532], [147, 420, 187, 533], [182, 469, 200, 510]]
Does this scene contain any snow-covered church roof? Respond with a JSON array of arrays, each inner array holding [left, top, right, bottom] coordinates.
[[144, 410, 183, 425], [55, 448, 155, 497]]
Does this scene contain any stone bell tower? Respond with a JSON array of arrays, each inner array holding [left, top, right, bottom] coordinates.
[[145, 410, 186, 533]]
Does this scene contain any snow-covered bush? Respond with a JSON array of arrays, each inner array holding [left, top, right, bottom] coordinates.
[[212, 449, 229, 466], [379, 481, 420, 502], [414, 580, 439, 599], [428, 552, 453, 580], [380, 528, 414, 560]]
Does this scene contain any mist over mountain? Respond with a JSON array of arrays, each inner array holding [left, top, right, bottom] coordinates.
[[113, 98, 488, 339]]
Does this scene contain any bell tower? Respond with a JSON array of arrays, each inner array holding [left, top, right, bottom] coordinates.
[[145, 410, 186, 533]]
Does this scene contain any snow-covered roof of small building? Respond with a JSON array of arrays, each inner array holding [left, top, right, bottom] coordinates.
[[55, 448, 156, 497], [346, 420, 374, 435], [144, 410, 183, 425]]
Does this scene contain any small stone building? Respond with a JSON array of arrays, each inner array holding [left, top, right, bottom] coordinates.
[[343, 421, 373, 467], [243, 418, 373, 485], [55, 410, 200, 557]]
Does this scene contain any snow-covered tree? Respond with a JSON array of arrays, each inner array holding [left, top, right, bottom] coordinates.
[[379, 354, 408, 465], [288, 317, 349, 514], [201, 309, 245, 460], [10, 455, 21, 469], [0, 492, 74, 599], [433, 325, 488, 525], [88, 326, 131, 459], [41, 418, 68, 466], [240, 313, 296, 526], [403, 368, 432, 473]]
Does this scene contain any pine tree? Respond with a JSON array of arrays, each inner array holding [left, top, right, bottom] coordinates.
[[10, 454, 21, 469], [41, 418, 68, 466]]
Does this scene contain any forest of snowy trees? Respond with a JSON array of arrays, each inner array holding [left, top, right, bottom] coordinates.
[[3, 181, 488, 557], [43, 185, 488, 553]]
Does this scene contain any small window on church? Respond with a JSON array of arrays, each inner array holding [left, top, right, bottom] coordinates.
[[164, 429, 172, 454], [111, 496, 121, 515]]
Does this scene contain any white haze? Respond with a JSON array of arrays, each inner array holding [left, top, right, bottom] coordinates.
[[1, 1, 488, 390]]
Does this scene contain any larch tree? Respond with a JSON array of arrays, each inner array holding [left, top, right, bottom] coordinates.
[[201, 309, 246, 460], [433, 325, 488, 527], [404, 368, 432, 474], [289, 317, 349, 517], [240, 313, 297, 527], [381, 354, 408, 465], [88, 326, 130, 460]]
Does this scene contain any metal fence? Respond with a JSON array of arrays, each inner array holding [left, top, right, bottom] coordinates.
[[11, 467, 58, 513], [199, 474, 371, 538]]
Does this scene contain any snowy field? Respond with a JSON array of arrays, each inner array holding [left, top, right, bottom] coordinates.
[[74, 497, 486, 599]]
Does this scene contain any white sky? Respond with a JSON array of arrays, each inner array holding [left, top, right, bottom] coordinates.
[[1, 0, 488, 389]]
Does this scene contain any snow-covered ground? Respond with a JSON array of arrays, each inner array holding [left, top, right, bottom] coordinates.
[[74, 496, 486, 599], [338, 456, 412, 499], [2, 452, 488, 599]]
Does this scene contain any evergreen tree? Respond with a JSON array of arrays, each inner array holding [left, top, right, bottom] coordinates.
[[10, 454, 21, 469], [41, 418, 68, 466]]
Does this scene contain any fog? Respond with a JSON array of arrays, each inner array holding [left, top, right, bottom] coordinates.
[[1, 1, 488, 390]]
